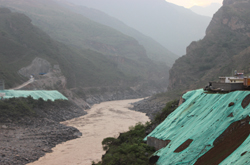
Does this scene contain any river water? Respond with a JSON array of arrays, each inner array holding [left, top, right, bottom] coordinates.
[[28, 98, 149, 165]]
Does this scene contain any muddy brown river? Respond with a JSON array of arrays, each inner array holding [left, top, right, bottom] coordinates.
[[27, 98, 149, 165]]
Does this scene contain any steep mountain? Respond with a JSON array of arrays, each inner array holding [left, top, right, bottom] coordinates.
[[0, 0, 147, 61], [0, 7, 170, 103], [64, 0, 211, 55], [168, 0, 250, 93], [0, 8, 127, 89], [190, 3, 222, 17], [56, 0, 178, 67], [0, 0, 171, 97]]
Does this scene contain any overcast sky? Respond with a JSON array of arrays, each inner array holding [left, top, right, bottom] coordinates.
[[166, 0, 223, 8]]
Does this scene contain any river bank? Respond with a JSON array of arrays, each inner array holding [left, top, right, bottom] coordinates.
[[131, 96, 167, 120], [0, 100, 86, 165], [27, 98, 149, 165]]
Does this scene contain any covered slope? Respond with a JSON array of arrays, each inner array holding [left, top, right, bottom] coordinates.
[[145, 89, 250, 164], [0, 90, 67, 101]]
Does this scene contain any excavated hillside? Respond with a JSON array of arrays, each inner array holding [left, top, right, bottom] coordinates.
[[168, 0, 250, 93], [146, 89, 250, 165]]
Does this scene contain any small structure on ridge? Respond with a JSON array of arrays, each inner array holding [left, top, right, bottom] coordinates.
[[204, 71, 250, 92]]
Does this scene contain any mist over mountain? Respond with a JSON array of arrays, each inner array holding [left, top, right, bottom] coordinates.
[[57, 0, 178, 67], [0, 0, 171, 98], [65, 0, 211, 55], [0, 7, 128, 89], [0, 0, 150, 61], [190, 3, 222, 17]]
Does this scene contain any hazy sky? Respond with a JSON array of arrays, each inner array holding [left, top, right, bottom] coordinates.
[[166, 0, 223, 8]]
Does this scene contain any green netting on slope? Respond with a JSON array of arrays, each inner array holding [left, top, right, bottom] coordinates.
[[145, 89, 250, 165], [0, 90, 68, 101], [220, 134, 250, 165]]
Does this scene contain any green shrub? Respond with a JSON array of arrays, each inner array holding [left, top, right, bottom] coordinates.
[[93, 123, 155, 165], [0, 97, 35, 119], [0, 96, 70, 121], [93, 99, 179, 165]]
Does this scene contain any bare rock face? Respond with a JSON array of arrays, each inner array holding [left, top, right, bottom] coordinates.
[[223, 0, 236, 5], [18, 57, 51, 78], [168, 0, 250, 92], [227, 17, 245, 30], [18, 57, 67, 90], [186, 41, 199, 54]]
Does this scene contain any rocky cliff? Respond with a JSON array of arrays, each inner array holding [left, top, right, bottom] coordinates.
[[168, 0, 250, 93]]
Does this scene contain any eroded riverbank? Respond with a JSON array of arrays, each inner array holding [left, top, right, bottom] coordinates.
[[28, 98, 150, 165], [0, 100, 85, 165]]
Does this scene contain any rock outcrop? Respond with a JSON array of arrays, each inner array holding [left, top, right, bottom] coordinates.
[[168, 0, 250, 92], [18, 58, 51, 78]]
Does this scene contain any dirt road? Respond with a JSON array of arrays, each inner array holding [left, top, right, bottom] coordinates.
[[28, 98, 149, 165]]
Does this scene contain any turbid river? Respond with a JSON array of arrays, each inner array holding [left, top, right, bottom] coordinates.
[[28, 98, 149, 165]]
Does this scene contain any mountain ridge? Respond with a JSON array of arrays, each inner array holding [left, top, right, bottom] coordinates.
[[190, 3, 222, 17], [168, 0, 250, 93], [0, 0, 148, 60], [56, 0, 178, 66], [65, 0, 211, 55], [0, 7, 127, 89], [0, 5, 170, 104]]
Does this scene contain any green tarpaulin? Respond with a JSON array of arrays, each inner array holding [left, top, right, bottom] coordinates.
[[145, 89, 250, 165], [0, 90, 68, 101]]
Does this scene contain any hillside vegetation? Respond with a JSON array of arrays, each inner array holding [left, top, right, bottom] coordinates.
[[0, 0, 170, 95], [0, 7, 169, 97], [93, 100, 179, 165], [0, 8, 129, 89]]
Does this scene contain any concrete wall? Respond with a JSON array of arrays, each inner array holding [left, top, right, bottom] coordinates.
[[147, 136, 170, 150], [211, 82, 244, 92]]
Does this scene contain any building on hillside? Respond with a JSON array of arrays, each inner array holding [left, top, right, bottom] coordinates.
[[204, 72, 250, 92]]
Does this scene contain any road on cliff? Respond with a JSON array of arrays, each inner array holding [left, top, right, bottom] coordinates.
[[27, 98, 149, 165]]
